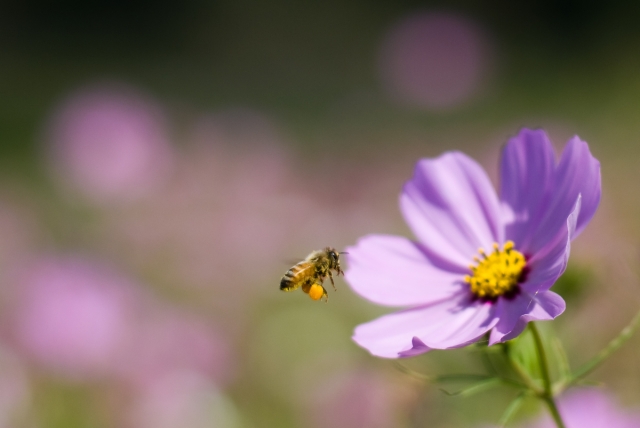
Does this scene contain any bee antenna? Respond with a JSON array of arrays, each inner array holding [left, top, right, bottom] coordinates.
[[340, 251, 349, 255]]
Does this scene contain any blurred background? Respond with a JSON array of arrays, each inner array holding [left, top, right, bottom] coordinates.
[[0, 0, 640, 427]]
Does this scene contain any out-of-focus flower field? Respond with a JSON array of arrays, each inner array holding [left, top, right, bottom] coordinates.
[[0, 1, 639, 427]]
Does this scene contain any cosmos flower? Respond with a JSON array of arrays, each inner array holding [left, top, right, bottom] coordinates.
[[378, 12, 493, 110], [346, 129, 601, 358], [127, 371, 242, 428], [46, 84, 174, 204], [112, 305, 233, 389], [523, 389, 640, 428], [305, 370, 402, 428], [9, 256, 139, 380]]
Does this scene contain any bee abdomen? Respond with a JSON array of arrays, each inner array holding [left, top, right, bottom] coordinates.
[[280, 274, 294, 290], [280, 267, 299, 290]]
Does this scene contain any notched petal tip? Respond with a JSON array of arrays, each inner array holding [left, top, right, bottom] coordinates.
[[351, 296, 499, 358], [488, 291, 566, 344], [564, 136, 601, 237], [398, 336, 431, 358], [515, 127, 552, 141]]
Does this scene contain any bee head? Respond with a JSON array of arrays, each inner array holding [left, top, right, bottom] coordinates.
[[326, 247, 339, 262]]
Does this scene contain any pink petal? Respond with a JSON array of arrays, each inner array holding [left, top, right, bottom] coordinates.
[[489, 291, 565, 345], [556, 137, 601, 237], [499, 129, 556, 251], [524, 195, 580, 293], [345, 235, 465, 307], [527, 136, 601, 254], [353, 295, 498, 358], [400, 152, 504, 268]]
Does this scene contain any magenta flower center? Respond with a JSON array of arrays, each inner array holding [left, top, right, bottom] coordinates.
[[463, 240, 526, 300]]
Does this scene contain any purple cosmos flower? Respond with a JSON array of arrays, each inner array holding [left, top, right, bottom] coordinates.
[[346, 129, 601, 358]]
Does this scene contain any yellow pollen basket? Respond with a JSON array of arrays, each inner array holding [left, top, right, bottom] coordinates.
[[308, 283, 327, 301], [464, 241, 526, 300]]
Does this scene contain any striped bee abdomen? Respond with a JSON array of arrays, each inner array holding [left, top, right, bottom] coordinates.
[[280, 262, 315, 291]]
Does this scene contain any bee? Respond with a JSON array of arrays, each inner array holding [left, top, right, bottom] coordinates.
[[280, 247, 345, 302]]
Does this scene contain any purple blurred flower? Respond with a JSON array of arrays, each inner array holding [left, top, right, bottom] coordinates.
[[0, 346, 31, 427], [305, 370, 402, 428], [126, 371, 241, 428], [112, 305, 233, 389], [102, 108, 297, 313], [9, 256, 138, 380], [46, 84, 174, 203], [378, 12, 493, 110], [346, 129, 601, 358], [524, 389, 640, 428]]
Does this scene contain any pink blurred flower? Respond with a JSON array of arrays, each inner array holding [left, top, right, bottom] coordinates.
[[102, 109, 296, 297], [524, 389, 640, 428], [8, 254, 232, 389], [126, 371, 241, 428], [0, 346, 31, 428], [304, 370, 401, 428], [46, 84, 174, 203], [113, 305, 233, 389], [9, 256, 139, 380], [347, 129, 601, 357], [189, 109, 292, 202], [378, 12, 494, 110]]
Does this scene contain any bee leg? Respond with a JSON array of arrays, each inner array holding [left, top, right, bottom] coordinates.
[[328, 271, 337, 291], [321, 285, 328, 303]]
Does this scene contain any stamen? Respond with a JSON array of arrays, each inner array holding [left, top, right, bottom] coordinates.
[[463, 241, 526, 301]]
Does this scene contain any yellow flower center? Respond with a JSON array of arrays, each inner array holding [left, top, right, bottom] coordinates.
[[464, 241, 527, 300]]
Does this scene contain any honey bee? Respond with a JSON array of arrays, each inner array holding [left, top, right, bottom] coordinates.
[[280, 247, 345, 301]]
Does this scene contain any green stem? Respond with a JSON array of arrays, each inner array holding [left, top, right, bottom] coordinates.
[[568, 307, 640, 386], [506, 353, 542, 394], [542, 396, 566, 428], [499, 392, 527, 427], [529, 323, 552, 393], [529, 323, 566, 428]]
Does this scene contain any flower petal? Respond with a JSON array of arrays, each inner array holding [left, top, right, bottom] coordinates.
[[527, 136, 601, 254], [353, 294, 498, 358], [488, 291, 566, 345], [400, 152, 504, 267], [557, 136, 601, 237], [345, 235, 465, 307], [499, 129, 556, 250], [524, 195, 580, 293]]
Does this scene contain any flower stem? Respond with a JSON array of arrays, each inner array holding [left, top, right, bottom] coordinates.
[[568, 307, 640, 385], [529, 322, 566, 428], [542, 396, 566, 428], [504, 348, 542, 394]]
